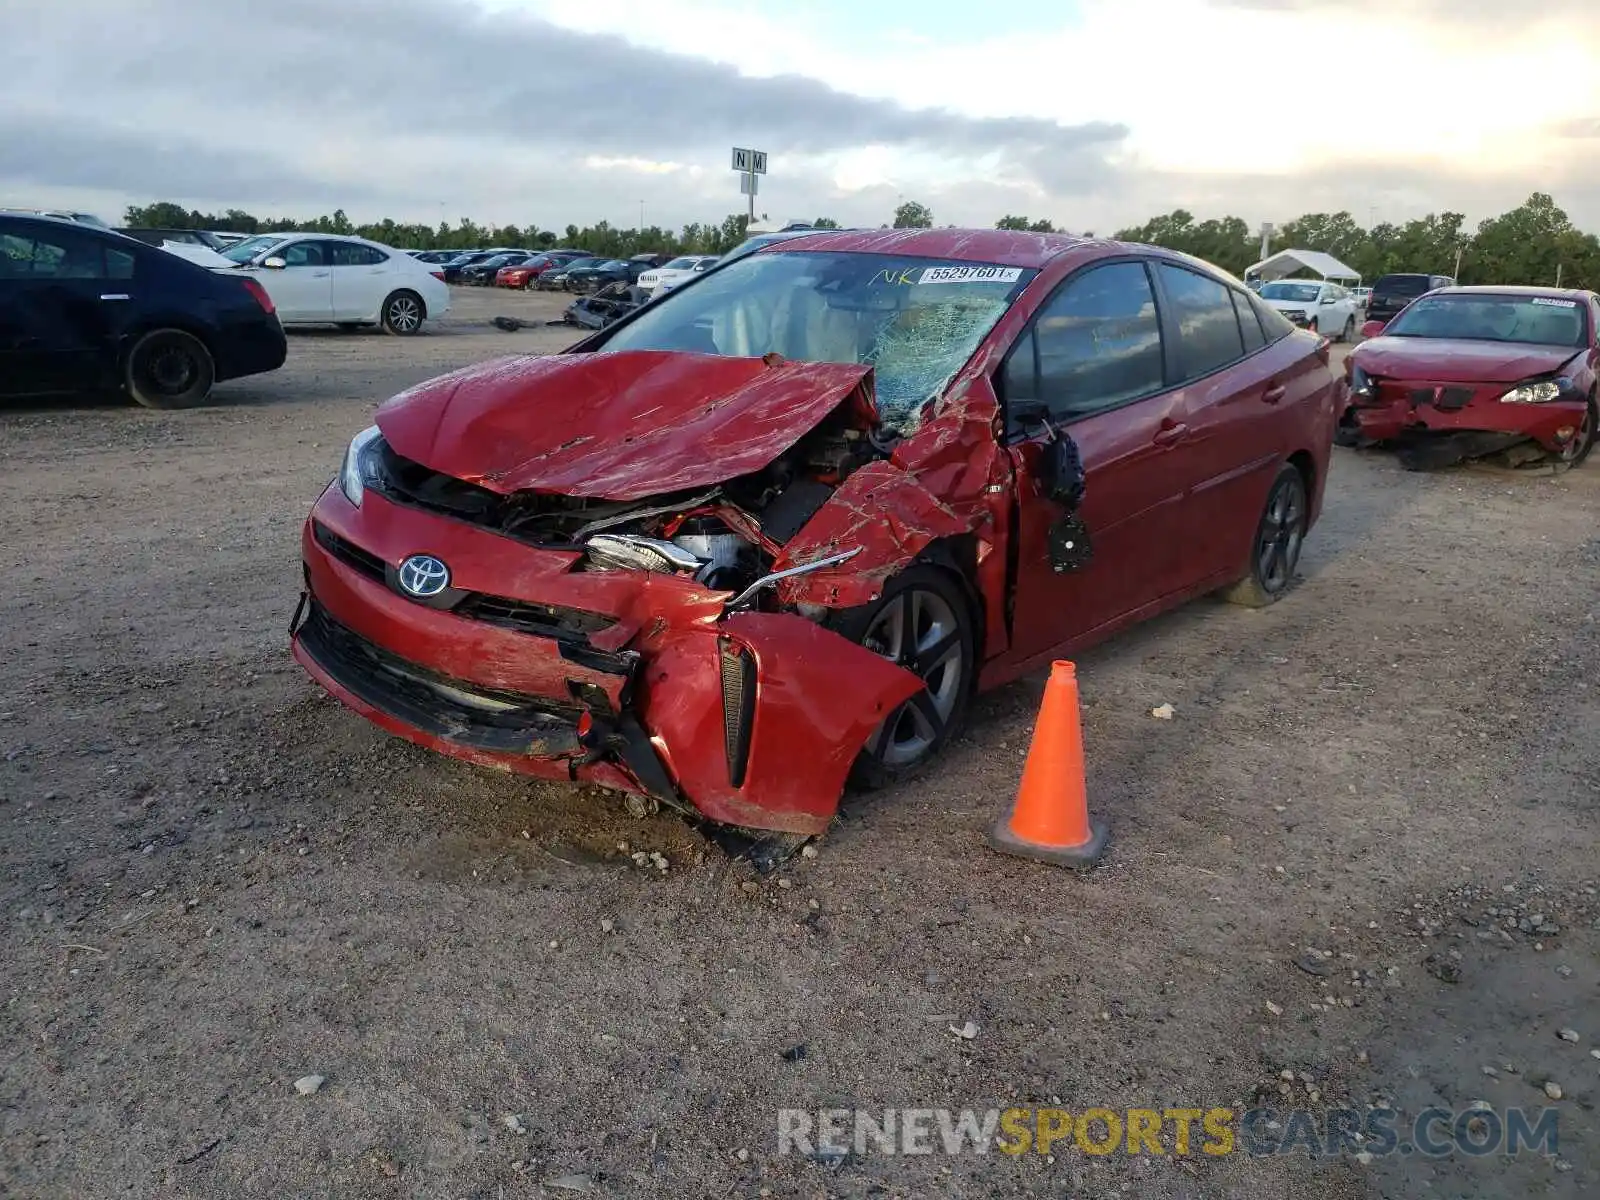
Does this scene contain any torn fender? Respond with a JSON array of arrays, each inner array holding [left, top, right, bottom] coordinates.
[[769, 460, 972, 609], [637, 612, 925, 835]]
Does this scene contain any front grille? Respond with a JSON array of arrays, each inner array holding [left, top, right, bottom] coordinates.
[[369, 440, 648, 546], [312, 521, 385, 581], [454, 593, 617, 639], [294, 602, 588, 756], [719, 637, 757, 788]]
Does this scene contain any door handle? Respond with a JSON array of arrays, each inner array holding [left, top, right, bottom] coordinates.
[[312, 271, 330, 278], [1152, 421, 1189, 447], [1263, 384, 1287, 404], [100, 293, 131, 301]]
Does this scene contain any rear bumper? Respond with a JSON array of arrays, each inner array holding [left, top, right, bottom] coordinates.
[[212, 316, 287, 382], [289, 486, 923, 834]]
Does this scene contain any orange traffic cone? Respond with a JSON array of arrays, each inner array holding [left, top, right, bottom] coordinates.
[[988, 660, 1107, 868]]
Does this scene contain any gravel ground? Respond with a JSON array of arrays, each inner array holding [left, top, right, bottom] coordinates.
[[1, 286, 1597, 1199]]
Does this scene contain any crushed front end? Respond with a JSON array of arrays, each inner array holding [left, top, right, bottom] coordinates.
[[290, 352, 930, 835], [1339, 365, 1591, 467]]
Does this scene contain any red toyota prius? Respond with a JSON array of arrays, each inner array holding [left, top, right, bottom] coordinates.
[[1340, 286, 1599, 469], [291, 230, 1338, 837]]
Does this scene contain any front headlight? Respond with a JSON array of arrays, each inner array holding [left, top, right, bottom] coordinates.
[[338, 425, 383, 506], [1500, 378, 1569, 404]]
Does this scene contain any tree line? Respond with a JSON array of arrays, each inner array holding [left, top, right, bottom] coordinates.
[[126, 191, 1597, 288]]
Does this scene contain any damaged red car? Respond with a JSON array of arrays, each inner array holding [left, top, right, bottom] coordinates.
[[291, 230, 1338, 837], [1340, 286, 1599, 469]]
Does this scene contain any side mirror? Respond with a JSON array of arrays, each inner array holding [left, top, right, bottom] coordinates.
[[1360, 320, 1385, 339], [261, 256, 287, 270]]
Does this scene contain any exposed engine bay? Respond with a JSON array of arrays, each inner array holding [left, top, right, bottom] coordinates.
[[364, 393, 896, 609]]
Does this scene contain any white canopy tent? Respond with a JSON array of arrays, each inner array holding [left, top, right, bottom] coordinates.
[[1243, 248, 1361, 288]]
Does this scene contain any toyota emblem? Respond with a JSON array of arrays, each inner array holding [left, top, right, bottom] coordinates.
[[397, 554, 450, 598]]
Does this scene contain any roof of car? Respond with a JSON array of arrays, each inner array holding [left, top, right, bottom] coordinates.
[[755, 227, 1098, 268]]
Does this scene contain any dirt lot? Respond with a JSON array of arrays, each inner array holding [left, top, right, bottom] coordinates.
[[2, 285, 1597, 1199]]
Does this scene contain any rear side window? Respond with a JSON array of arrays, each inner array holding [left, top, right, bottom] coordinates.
[[1002, 260, 1165, 424], [330, 243, 387, 266], [1375, 274, 1432, 296], [0, 227, 136, 281], [1157, 263, 1245, 380]]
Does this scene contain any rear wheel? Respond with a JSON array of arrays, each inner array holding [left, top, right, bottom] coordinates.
[[124, 329, 215, 409], [829, 566, 976, 790], [1340, 316, 1355, 342], [380, 290, 424, 335], [1221, 462, 1308, 608]]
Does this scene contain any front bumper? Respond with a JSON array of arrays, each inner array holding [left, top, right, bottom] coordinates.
[[1341, 380, 1587, 456], [290, 485, 923, 834]]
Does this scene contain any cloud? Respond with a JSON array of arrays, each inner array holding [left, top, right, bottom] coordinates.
[[3, 0, 1123, 199], [2, 0, 1598, 235]]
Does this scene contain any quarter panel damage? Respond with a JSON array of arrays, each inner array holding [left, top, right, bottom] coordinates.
[[638, 612, 925, 835], [774, 378, 1009, 610]]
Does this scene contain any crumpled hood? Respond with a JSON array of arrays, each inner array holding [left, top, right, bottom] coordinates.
[[1354, 337, 1581, 384], [376, 349, 876, 501]]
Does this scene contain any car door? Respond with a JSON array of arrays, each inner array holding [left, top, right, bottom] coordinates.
[[257, 238, 332, 322], [1146, 262, 1288, 588], [1000, 258, 1194, 662], [328, 241, 391, 321], [0, 223, 138, 396]]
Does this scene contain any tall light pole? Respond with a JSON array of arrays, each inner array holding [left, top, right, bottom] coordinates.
[[638, 200, 644, 232]]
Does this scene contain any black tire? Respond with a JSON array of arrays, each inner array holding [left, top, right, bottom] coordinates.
[[827, 565, 976, 790], [380, 290, 425, 336], [1340, 316, 1355, 343], [1557, 396, 1597, 468], [123, 329, 215, 409], [1221, 462, 1308, 608]]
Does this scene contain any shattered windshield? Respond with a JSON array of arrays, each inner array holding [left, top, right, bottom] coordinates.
[[597, 251, 1036, 432], [1383, 295, 1588, 348]]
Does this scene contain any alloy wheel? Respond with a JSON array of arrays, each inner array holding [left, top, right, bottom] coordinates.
[[386, 295, 422, 333], [860, 588, 965, 766], [1257, 473, 1306, 593]]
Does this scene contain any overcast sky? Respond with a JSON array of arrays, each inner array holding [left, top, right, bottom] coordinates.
[[4, 0, 1598, 235]]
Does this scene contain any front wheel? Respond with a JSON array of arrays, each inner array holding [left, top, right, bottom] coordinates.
[[1221, 462, 1308, 608], [380, 290, 424, 335], [1557, 396, 1597, 468], [124, 329, 215, 409], [829, 566, 976, 790], [1340, 316, 1355, 343]]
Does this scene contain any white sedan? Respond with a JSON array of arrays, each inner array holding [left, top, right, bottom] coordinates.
[[637, 254, 719, 299], [214, 233, 451, 334], [1256, 279, 1363, 341]]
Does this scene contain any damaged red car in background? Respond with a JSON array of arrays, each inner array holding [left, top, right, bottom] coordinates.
[[291, 229, 1338, 841], [1339, 286, 1599, 469]]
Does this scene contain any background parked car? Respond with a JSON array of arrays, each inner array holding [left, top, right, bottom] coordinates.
[[0, 212, 285, 407], [636, 254, 719, 298], [495, 252, 583, 289], [563, 256, 664, 293], [1257, 279, 1363, 340], [1341, 286, 1598, 469], [538, 256, 605, 290], [1365, 272, 1456, 328], [216, 233, 449, 335], [461, 252, 537, 286]]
